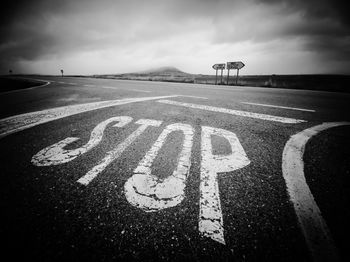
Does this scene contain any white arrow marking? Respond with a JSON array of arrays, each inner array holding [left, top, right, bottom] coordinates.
[[282, 122, 350, 261], [124, 123, 194, 211], [157, 100, 306, 124], [199, 126, 250, 245], [31, 116, 133, 166], [77, 119, 162, 186]]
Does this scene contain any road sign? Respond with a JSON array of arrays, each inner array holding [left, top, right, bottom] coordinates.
[[212, 64, 225, 70], [227, 61, 245, 70], [227, 61, 245, 85], [212, 64, 225, 85]]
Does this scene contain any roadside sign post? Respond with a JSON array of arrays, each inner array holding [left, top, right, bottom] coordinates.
[[212, 64, 225, 85], [226, 61, 245, 86], [226, 69, 230, 85], [220, 68, 223, 84]]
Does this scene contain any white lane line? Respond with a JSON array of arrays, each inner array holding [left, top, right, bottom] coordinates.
[[66, 82, 78, 85], [101, 86, 119, 89], [101, 86, 150, 93], [199, 126, 250, 245], [31, 116, 133, 166], [58, 81, 66, 84], [128, 89, 151, 93], [176, 95, 208, 100], [124, 123, 194, 211], [0, 95, 177, 139], [77, 119, 162, 185], [282, 122, 350, 261], [0, 79, 51, 95], [157, 99, 306, 124], [83, 84, 96, 87], [242, 102, 315, 112], [193, 86, 244, 92]]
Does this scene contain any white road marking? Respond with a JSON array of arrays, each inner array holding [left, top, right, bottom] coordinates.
[[193, 86, 243, 92], [100, 86, 150, 93], [0, 79, 50, 95], [83, 84, 96, 87], [175, 95, 208, 100], [31, 116, 132, 166], [58, 81, 66, 84], [157, 100, 306, 124], [101, 86, 119, 89], [282, 122, 350, 261], [0, 95, 177, 139], [242, 102, 315, 112], [199, 126, 250, 245], [124, 123, 194, 211], [128, 89, 151, 93], [77, 119, 162, 185]]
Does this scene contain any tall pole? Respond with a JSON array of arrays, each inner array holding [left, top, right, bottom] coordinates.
[[220, 69, 223, 84], [215, 69, 218, 85], [236, 69, 239, 85], [227, 69, 230, 85]]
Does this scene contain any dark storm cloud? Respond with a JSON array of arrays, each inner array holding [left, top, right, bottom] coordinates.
[[0, 0, 349, 74]]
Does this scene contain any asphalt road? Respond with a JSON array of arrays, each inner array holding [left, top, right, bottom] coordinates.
[[0, 76, 349, 261]]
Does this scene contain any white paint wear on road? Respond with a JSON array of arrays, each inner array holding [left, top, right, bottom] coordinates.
[[157, 100, 306, 124], [31, 116, 133, 166], [242, 102, 315, 112], [282, 122, 350, 262], [125, 123, 194, 211], [0, 95, 177, 139], [77, 119, 162, 185], [199, 126, 250, 245]]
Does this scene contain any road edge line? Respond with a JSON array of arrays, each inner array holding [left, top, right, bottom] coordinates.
[[282, 121, 350, 261]]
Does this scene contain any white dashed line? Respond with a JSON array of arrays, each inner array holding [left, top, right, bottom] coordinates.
[[101, 86, 118, 89], [282, 122, 350, 261], [157, 100, 306, 124], [0, 79, 50, 95], [242, 102, 315, 112], [176, 95, 208, 100], [100, 86, 150, 93], [0, 95, 178, 139], [128, 89, 151, 93]]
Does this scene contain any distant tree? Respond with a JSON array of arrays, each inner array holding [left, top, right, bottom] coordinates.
[[61, 69, 64, 77]]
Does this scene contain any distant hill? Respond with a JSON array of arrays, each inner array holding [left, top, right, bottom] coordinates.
[[91, 67, 350, 93], [96, 66, 195, 83], [137, 66, 190, 76]]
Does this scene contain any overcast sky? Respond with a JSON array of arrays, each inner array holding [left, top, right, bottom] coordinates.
[[1, 0, 349, 75]]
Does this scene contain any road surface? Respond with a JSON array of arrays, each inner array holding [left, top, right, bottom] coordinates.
[[0, 77, 349, 261]]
